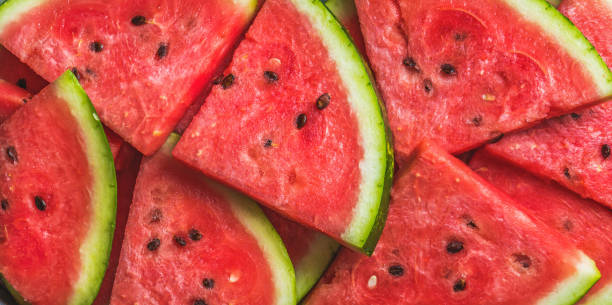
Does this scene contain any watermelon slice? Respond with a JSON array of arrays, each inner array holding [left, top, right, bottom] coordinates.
[[0, 45, 47, 94], [354, 0, 612, 161], [263, 209, 339, 301], [470, 151, 612, 305], [559, 0, 612, 66], [304, 140, 600, 305], [486, 99, 612, 208], [0, 71, 116, 305], [0, 80, 29, 123], [173, 0, 393, 255], [0, 0, 257, 155], [110, 133, 295, 305]]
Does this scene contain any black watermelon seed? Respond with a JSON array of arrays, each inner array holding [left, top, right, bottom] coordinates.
[[453, 278, 466, 292], [388, 264, 404, 277], [563, 219, 573, 231], [513, 253, 532, 268], [202, 278, 215, 289], [156, 43, 169, 60], [465, 216, 479, 229], [296, 113, 307, 129], [16, 78, 26, 89], [264, 139, 273, 148], [22, 99, 28, 104], [570, 113, 581, 120], [174, 235, 187, 247], [446, 239, 464, 254], [189, 229, 202, 241], [6, 146, 17, 164], [316, 93, 331, 110], [193, 299, 207, 305], [221, 74, 235, 89], [131, 15, 146, 26], [602, 144, 610, 159], [71, 67, 81, 81], [34, 196, 46, 211], [563, 167, 571, 179], [89, 41, 103, 53], [147, 238, 161, 251], [441, 63, 457, 76], [402, 57, 420, 73], [263, 71, 279, 83], [212, 75, 223, 85], [423, 78, 434, 94], [1, 199, 8, 211], [454, 32, 467, 41], [472, 115, 483, 126]]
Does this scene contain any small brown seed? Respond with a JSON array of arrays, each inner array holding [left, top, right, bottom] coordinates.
[[402, 57, 420, 73], [446, 239, 464, 254], [222, 74, 235, 89], [264, 139, 273, 148], [131, 15, 146, 26], [602, 144, 610, 159], [89, 41, 104, 53], [150, 208, 162, 223], [72, 67, 81, 81], [563, 168, 571, 179], [1, 199, 8, 211], [296, 113, 307, 129], [513, 253, 532, 268], [6, 146, 17, 164], [147, 238, 161, 251], [472, 115, 483, 126], [156, 43, 169, 60], [202, 278, 215, 289], [570, 113, 581, 120], [423, 78, 434, 94], [212, 75, 223, 85], [441, 63, 457, 76], [453, 278, 466, 292], [316, 93, 331, 110], [388, 264, 404, 277], [174, 235, 187, 247], [263, 71, 279, 83], [34, 196, 46, 211], [193, 299, 207, 305], [189, 229, 202, 241]]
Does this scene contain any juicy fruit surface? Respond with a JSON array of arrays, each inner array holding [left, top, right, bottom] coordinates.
[[174, 0, 390, 252], [355, 0, 611, 160], [111, 136, 290, 305], [0, 75, 100, 305], [486, 100, 612, 208], [0, 80, 28, 122], [470, 151, 612, 304], [0, 45, 47, 94], [305, 141, 596, 305], [560, 0, 612, 66], [0, 0, 256, 155]]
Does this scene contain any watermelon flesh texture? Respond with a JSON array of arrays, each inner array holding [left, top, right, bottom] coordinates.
[[304, 140, 600, 305], [486, 100, 612, 208], [354, 0, 612, 162], [92, 145, 141, 305], [0, 45, 47, 94], [262, 208, 339, 301], [469, 151, 612, 304], [111, 134, 295, 305], [174, 0, 392, 254], [0, 80, 29, 123], [0, 71, 116, 305], [0, 0, 257, 155], [559, 0, 612, 67]]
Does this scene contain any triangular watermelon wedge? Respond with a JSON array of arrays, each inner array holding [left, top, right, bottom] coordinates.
[[304, 140, 600, 305], [173, 0, 393, 255], [355, 0, 612, 160], [0, 70, 116, 305], [0, 0, 257, 155], [470, 150, 612, 304], [111, 134, 295, 305]]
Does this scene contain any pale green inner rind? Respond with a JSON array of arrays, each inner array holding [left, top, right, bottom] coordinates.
[[323, 0, 357, 21], [0, 0, 46, 35], [503, 0, 612, 95], [233, 0, 258, 16], [536, 251, 600, 305], [580, 282, 612, 305], [290, 0, 393, 254], [54, 71, 117, 305], [294, 233, 340, 301], [166, 133, 296, 305]]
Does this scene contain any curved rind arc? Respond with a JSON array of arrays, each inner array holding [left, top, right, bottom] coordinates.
[[0, 0, 46, 32], [290, 0, 393, 255], [165, 133, 297, 305], [294, 234, 340, 300], [581, 283, 612, 305], [503, 0, 612, 95]]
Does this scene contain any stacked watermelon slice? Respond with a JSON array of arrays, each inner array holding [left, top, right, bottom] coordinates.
[[0, 0, 611, 304]]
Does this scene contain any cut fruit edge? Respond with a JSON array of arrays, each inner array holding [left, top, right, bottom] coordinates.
[[537, 251, 600, 305], [294, 233, 339, 300]]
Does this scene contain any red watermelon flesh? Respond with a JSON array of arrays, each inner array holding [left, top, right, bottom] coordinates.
[[111, 134, 295, 305], [0, 71, 116, 305], [469, 150, 612, 304], [304, 140, 599, 305], [486, 100, 612, 208], [0, 45, 47, 94], [93, 145, 141, 305], [0, 0, 257, 155], [0, 79, 29, 123], [560, 0, 612, 66], [354, 0, 612, 161], [174, 0, 392, 254]]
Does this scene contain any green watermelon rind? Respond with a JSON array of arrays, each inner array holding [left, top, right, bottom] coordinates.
[[537, 251, 600, 305], [291, 0, 393, 255], [166, 133, 297, 305], [0, 0, 45, 31], [294, 233, 340, 301], [503, 0, 612, 95], [581, 283, 612, 305]]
